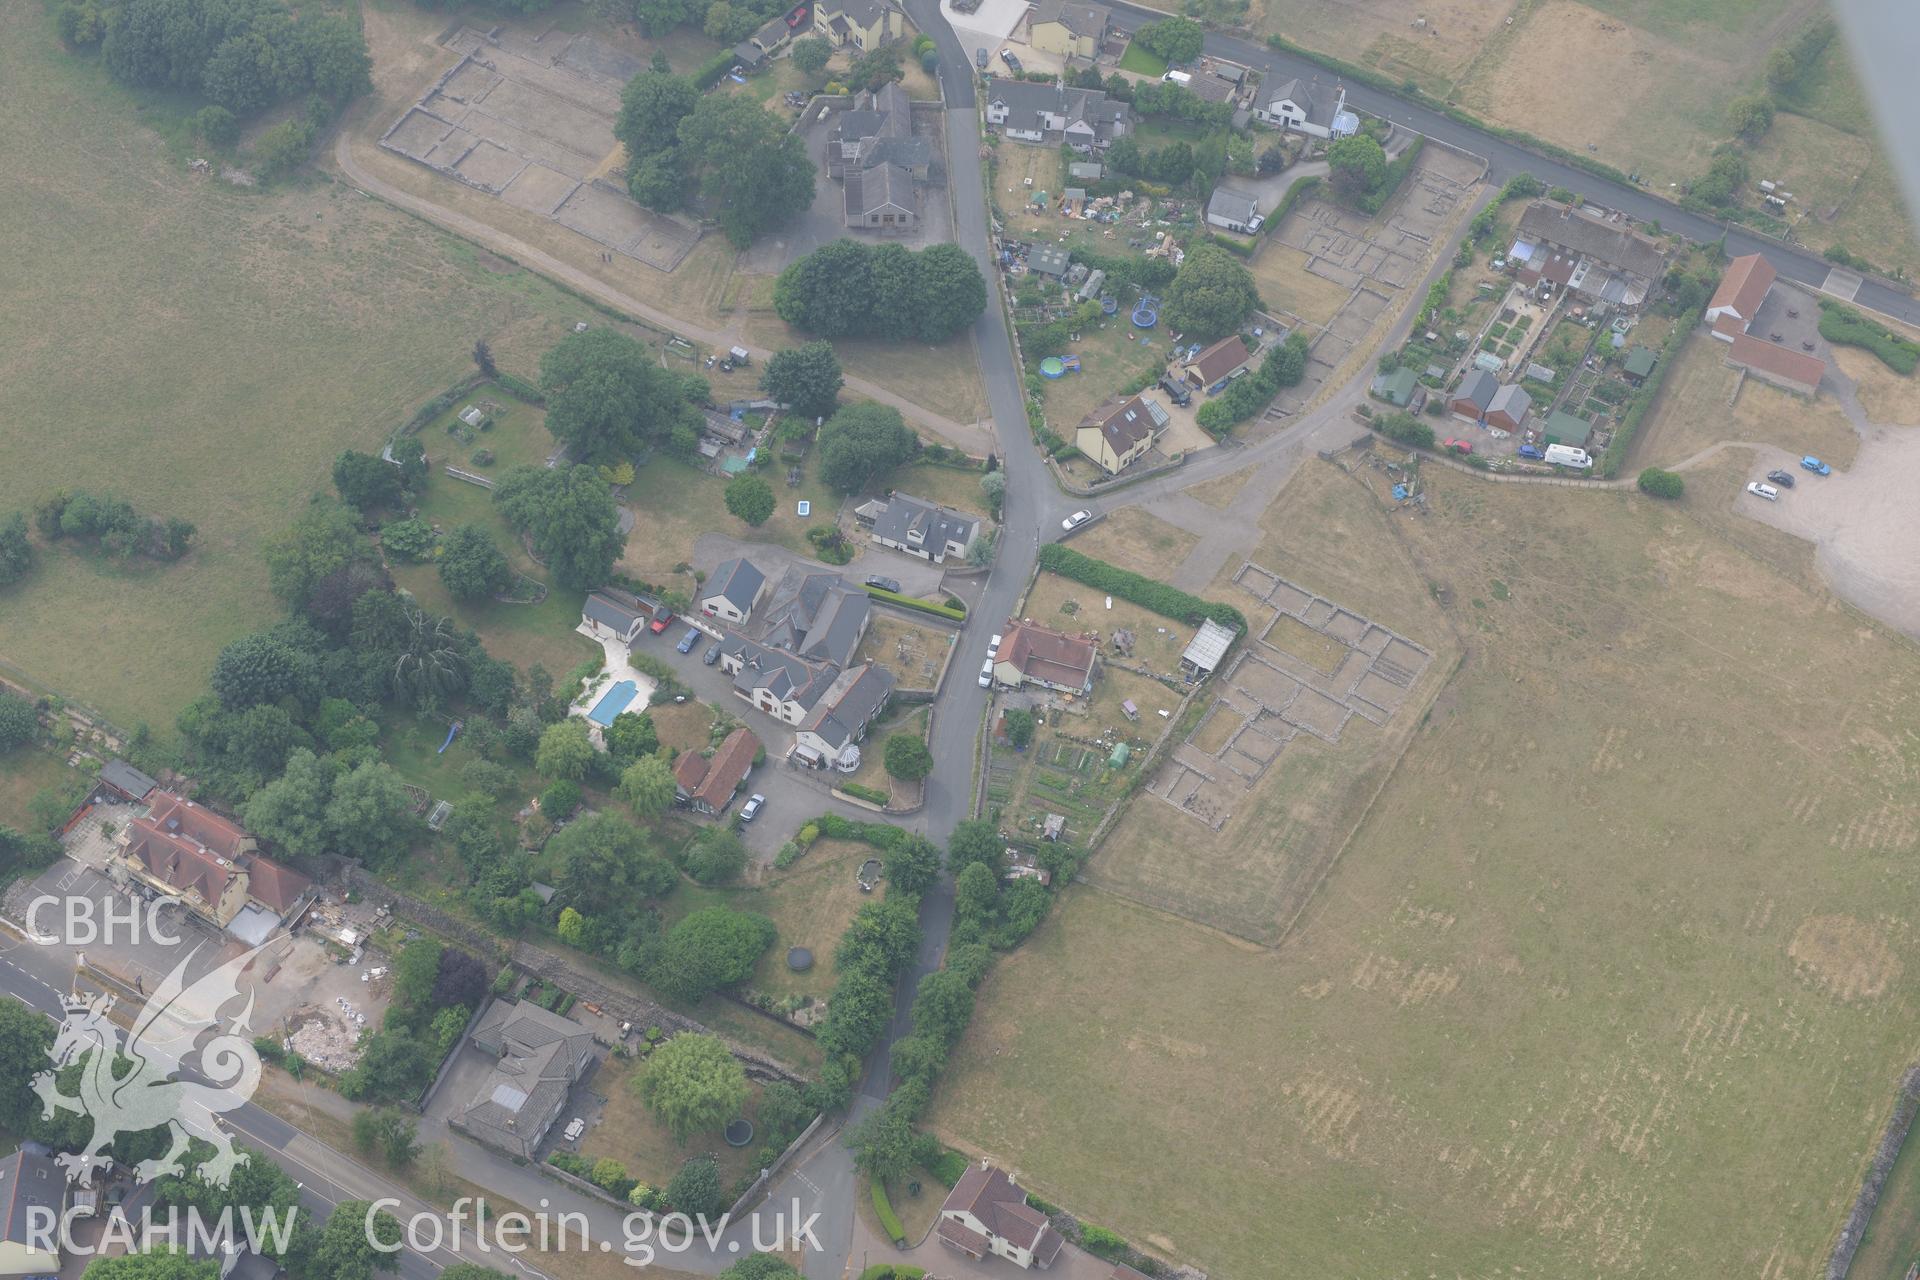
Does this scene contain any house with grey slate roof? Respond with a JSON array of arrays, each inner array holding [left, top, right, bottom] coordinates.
[[1255, 77, 1357, 139], [865, 492, 981, 564], [700, 557, 767, 624], [984, 80, 1130, 150], [453, 1001, 595, 1160], [794, 662, 895, 766], [831, 84, 929, 232], [0, 1147, 66, 1277], [756, 568, 872, 666]]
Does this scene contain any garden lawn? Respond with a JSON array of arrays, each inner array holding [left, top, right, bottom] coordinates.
[[1036, 319, 1171, 438], [577, 1052, 763, 1192], [0, 748, 79, 833], [0, 5, 586, 735]]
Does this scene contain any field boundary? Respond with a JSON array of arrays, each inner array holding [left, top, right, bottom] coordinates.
[[1829, 1065, 1920, 1280]]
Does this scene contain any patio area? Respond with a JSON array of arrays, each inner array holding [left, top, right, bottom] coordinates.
[[569, 629, 664, 745]]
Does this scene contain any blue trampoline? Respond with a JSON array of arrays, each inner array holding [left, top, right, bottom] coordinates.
[[587, 680, 639, 727], [1132, 294, 1159, 328]]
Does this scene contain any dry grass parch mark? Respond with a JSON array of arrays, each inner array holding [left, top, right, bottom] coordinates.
[[1065, 507, 1201, 581], [1832, 346, 1920, 425], [1789, 914, 1902, 1000]]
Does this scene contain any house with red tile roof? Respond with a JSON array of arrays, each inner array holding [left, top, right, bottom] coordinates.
[[113, 791, 312, 935], [937, 1162, 1065, 1270], [993, 621, 1098, 695], [1180, 334, 1252, 392], [1726, 331, 1826, 397], [672, 727, 761, 815], [1705, 252, 1777, 341]]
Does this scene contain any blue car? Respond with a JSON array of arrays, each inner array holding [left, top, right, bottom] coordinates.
[[676, 627, 700, 654], [1800, 455, 1831, 475], [1518, 444, 1544, 460]]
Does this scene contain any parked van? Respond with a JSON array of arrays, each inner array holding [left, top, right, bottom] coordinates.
[[1162, 69, 1193, 85], [1543, 444, 1593, 469]]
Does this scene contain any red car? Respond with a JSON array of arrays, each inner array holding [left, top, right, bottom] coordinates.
[[1443, 437, 1473, 455], [786, 4, 807, 25]]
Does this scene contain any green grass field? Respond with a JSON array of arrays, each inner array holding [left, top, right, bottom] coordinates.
[[1117, 41, 1167, 77], [934, 461, 1920, 1279], [0, 7, 588, 735]]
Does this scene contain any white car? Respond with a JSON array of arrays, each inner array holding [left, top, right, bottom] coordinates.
[[978, 658, 995, 688], [1062, 510, 1092, 530], [987, 632, 1003, 658], [740, 793, 766, 822], [1745, 481, 1779, 502]]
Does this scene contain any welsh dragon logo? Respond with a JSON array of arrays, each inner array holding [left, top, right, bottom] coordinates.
[[34, 944, 267, 1189]]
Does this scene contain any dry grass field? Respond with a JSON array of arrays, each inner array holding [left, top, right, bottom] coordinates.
[[0, 6, 592, 734], [1631, 330, 1861, 471], [935, 460, 1920, 1279], [1245, 0, 1507, 96], [1065, 509, 1200, 581], [1247, 236, 1355, 329]]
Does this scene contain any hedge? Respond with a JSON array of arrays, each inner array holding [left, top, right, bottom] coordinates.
[[839, 781, 890, 806], [859, 1266, 926, 1280], [694, 50, 738, 89], [925, 1148, 970, 1188], [1208, 233, 1255, 257], [1597, 313, 1691, 477], [494, 371, 546, 405], [871, 1181, 907, 1246], [1817, 300, 1920, 374], [1038, 543, 1247, 632], [865, 585, 966, 620]]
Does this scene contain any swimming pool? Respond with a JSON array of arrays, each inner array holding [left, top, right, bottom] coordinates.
[[586, 680, 639, 727]]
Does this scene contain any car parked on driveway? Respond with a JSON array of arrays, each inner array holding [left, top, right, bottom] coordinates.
[[864, 575, 902, 593], [1518, 444, 1544, 460], [676, 627, 700, 654], [1443, 438, 1472, 454], [740, 794, 765, 822], [1062, 509, 1092, 530], [1801, 455, 1831, 475], [1766, 469, 1796, 488], [1746, 481, 1780, 502], [702, 640, 723, 665]]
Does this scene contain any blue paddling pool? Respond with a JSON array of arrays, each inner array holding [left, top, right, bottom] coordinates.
[[587, 680, 639, 727]]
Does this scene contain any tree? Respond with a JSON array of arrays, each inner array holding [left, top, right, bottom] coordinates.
[[614, 71, 698, 163], [665, 1154, 725, 1218], [301, 13, 374, 101], [76, 1255, 217, 1280], [883, 832, 940, 897], [790, 35, 831, 76], [267, 500, 376, 612], [1326, 134, 1388, 200], [818, 403, 918, 493], [628, 149, 688, 211], [638, 1033, 748, 1141], [912, 244, 989, 341], [1637, 467, 1685, 499], [910, 968, 974, 1045], [605, 711, 660, 764], [654, 907, 775, 1001], [1264, 331, 1310, 388], [536, 720, 596, 782], [1134, 16, 1203, 64], [252, 119, 313, 178], [835, 897, 921, 976], [494, 465, 624, 591], [953, 861, 999, 923], [439, 1269, 511, 1280], [431, 947, 491, 1009], [0, 693, 38, 753], [618, 754, 677, 817], [0, 513, 31, 588], [547, 814, 677, 905], [558, 906, 586, 945], [685, 825, 747, 886], [539, 328, 697, 463], [0, 1002, 53, 1132], [306, 1201, 403, 1280], [883, 732, 932, 781], [947, 818, 1001, 875], [1727, 94, 1774, 142], [724, 474, 776, 527], [773, 239, 874, 336], [1162, 244, 1260, 342], [675, 95, 817, 248], [194, 104, 239, 148], [211, 632, 310, 711], [1002, 707, 1034, 748], [326, 761, 416, 867], [761, 342, 843, 419], [391, 606, 467, 707], [243, 748, 334, 858], [1692, 148, 1749, 207], [846, 1086, 923, 1181], [437, 524, 510, 601], [472, 339, 497, 378], [1764, 46, 1799, 96]]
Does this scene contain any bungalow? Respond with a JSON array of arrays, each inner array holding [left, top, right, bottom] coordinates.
[[1448, 368, 1497, 422], [672, 727, 760, 815], [994, 620, 1097, 694], [845, 163, 918, 231], [1028, 0, 1109, 59], [868, 493, 982, 564], [454, 1001, 595, 1160], [1205, 188, 1261, 235], [582, 588, 672, 645], [937, 1163, 1065, 1270], [1485, 383, 1532, 431], [1726, 331, 1826, 397], [831, 83, 929, 233], [814, 0, 899, 49], [701, 557, 767, 624], [984, 80, 1131, 151], [0, 1147, 67, 1278], [1074, 393, 1168, 474], [1705, 252, 1776, 340], [1253, 77, 1356, 139], [1181, 334, 1252, 391], [113, 791, 312, 937]]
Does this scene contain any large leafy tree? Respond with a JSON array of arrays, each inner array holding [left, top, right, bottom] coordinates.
[[1326, 134, 1387, 200], [535, 720, 596, 782], [243, 748, 334, 858], [0, 513, 34, 587], [911, 243, 988, 342], [1133, 16, 1203, 63], [77, 1253, 217, 1280], [653, 907, 775, 1002], [618, 754, 676, 817], [0, 692, 39, 753], [304, 1201, 403, 1280], [211, 632, 312, 711], [539, 329, 698, 463], [724, 474, 775, 527], [391, 607, 467, 707], [664, 1155, 725, 1219], [547, 813, 677, 905], [1162, 243, 1260, 342], [494, 465, 624, 591], [637, 1032, 748, 1142], [773, 239, 874, 336], [834, 897, 921, 976], [883, 832, 941, 897], [817, 403, 918, 494], [883, 732, 933, 781], [265, 500, 376, 613], [437, 524, 510, 601], [676, 95, 816, 248], [332, 450, 402, 512], [760, 342, 843, 420], [604, 711, 660, 765], [325, 761, 417, 867], [0, 1002, 53, 1132], [614, 71, 697, 161]]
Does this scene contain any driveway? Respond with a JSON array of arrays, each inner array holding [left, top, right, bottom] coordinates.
[[738, 101, 849, 275], [691, 531, 950, 599]]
